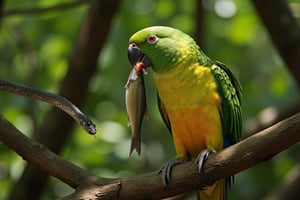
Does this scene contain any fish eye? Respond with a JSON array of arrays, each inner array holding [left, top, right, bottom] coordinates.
[[130, 43, 138, 48], [147, 34, 159, 44]]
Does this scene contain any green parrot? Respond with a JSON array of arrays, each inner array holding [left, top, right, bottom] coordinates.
[[127, 26, 242, 200]]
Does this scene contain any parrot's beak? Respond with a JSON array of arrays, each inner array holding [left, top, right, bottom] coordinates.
[[128, 43, 152, 73]]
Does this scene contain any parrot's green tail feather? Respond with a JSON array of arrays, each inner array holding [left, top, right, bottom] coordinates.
[[198, 179, 226, 200]]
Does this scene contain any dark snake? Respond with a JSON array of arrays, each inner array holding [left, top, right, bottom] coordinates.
[[0, 79, 96, 135]]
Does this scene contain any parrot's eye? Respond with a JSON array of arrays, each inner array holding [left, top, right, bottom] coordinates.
[[147, 34, 159, 44]]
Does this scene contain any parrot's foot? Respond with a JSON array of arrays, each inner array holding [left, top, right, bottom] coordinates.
[[159, 158, 185, 186], [195, 149, 216, 174]]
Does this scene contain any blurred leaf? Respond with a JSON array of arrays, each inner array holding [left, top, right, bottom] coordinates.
[[1, 0, 299, 199]]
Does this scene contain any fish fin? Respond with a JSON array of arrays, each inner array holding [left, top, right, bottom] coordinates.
[[129, 136, 141, 156], [127, 115, 131, 127]]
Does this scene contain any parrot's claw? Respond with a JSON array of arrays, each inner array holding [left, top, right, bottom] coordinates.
[[195, 149, 216, 174], [159, 158, 185, 186]]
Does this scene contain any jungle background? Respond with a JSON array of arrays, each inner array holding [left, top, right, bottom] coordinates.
[[0, 0, 300, 199]]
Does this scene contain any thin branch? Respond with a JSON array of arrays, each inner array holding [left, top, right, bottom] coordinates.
[[2, 0, 90, 17], [1, 111, 300, 199]]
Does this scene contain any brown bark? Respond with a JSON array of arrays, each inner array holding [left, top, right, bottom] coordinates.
[[1, 111, 300, 199]]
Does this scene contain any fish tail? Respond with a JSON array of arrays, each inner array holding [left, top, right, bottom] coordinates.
[[129, 136, 141, 156], [197, 178, 226, 200]]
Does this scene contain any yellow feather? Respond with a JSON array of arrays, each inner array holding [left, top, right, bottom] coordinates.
[[153, 63, 223, 158], [154, 63, 225, 199]]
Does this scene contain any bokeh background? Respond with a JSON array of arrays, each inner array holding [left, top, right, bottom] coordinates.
[[1, 0, 300, 199]]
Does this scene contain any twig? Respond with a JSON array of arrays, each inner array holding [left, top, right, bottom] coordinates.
[[2, 0, 90, 17]]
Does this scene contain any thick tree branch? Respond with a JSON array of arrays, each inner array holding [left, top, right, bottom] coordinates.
[[252, 0, 300, 86], [1, 111, 300, 199], [0, 115, 101, 188], [115, 112, 300, 199]]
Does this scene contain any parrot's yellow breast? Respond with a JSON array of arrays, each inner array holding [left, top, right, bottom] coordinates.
[[153, 64, 223, 159]]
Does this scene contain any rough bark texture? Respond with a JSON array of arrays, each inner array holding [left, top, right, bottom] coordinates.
[[1, 112, 300, 199]]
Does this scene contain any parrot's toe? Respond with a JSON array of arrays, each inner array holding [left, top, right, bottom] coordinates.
[[159, 158, 185, 186], [195, 149, 216, 174]]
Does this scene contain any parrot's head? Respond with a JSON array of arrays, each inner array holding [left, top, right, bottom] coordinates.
[[128, 26, 204, 73]]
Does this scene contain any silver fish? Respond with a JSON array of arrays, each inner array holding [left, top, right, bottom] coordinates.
[[125, 68, 147, 156]]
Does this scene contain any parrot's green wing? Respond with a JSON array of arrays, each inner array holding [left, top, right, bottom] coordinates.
[[211, 62, 242, 144], [157, 94, 172, 134]]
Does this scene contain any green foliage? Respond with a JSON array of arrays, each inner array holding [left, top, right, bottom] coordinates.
[[0, 0, 299, 199]]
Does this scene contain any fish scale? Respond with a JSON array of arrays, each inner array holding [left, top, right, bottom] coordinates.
[[125, 67, 147, 156]]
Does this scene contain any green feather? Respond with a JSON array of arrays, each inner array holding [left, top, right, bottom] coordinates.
[[129, 26, 242, 199], [130, 26, 243, 143], [211, 62, 242, 144]]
